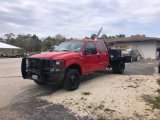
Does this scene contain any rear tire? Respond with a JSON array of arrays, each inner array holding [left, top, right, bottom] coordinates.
[[64, 69, 80, 91], [112, 67, 117, 73], [34, 80, 46, 85], [117, 61, 125, 74], [112, 61, 124, 74]]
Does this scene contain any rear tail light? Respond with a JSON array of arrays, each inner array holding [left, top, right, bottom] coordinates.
[[124, 54, 129, 56]]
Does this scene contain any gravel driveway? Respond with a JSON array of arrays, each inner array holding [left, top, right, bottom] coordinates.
[[0, 58, 160, 120]]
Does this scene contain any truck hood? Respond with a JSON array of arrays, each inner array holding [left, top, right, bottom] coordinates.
[[30, 51, 81, 59]]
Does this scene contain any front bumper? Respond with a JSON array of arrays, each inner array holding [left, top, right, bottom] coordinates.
[[21, 58, 66, 83]]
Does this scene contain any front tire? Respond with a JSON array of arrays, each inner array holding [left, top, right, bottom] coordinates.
[[64, 69, 80, 91]]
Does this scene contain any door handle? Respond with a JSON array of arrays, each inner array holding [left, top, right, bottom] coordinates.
[[97, 53, 100, 59]]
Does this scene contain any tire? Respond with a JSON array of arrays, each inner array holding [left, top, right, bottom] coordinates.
[[117, 61, 124, 74], [34, 80, 46, 85], [112, 67, 117, 73], [64, 69, 80, 91], [112, 61, 124, 74]]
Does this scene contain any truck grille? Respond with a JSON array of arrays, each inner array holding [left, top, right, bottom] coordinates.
[[29, 58, 41, 70], [22, 58, 52, 81], [44, 60, 51, 68], [28, 58, 51, 71]]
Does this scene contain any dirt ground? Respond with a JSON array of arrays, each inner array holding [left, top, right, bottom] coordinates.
[[0, 58, 160, 120]]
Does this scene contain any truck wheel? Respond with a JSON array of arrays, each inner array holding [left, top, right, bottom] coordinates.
[[112, 67, 117, 73], [34, 80, 46, 85], [64, 69, 80, 91], [117, 61, 124, 74]]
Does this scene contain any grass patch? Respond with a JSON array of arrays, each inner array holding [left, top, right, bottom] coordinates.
[[68, 102, 72, 105], [157, 79, 160, 86], [87, 106, 92, 109], [82, 92, 91, 96], [142, 95, 160, 109], [144, 108, 151, 111], [104, 108, 115, 112], [142, 79, 160, 109], [81, 97, 84, 100], [152, 96, 160, 109], [157, 89, 160, 94], [142, 95, 154, 104], [75, 103, 78, 105], [97, 104, 105, 109], [127, 85, 139, 88]]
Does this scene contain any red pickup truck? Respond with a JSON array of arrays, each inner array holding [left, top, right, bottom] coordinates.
[[21, 39, 126, 91]]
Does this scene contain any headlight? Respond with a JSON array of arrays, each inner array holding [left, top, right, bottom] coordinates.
[[56, 61, 61, 65], [52, 60, 65, 69]]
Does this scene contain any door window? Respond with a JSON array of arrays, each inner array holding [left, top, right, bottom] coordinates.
[[97, 42, 106, 52], [85, 42, 97, 55]]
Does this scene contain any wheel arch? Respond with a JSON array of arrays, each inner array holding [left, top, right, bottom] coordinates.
[[67, 63, 82, 75]]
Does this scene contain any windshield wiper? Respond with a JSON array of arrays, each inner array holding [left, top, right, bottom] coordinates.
[[61, 49, 69, 51]]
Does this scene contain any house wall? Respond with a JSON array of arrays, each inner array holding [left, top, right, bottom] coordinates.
[[110, 41, 157, 59]]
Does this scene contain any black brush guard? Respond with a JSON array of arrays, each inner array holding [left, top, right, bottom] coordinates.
[[21, 58, 66, 83], [21, 58, 51, 82]]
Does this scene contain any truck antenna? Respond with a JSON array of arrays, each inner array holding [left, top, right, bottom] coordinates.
[[95, 27, 102, 40]]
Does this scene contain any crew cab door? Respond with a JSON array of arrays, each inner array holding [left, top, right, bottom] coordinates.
[[83, 41, 99, 73], [96, 41, 109, 69]]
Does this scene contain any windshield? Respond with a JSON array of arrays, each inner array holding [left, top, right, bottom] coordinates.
[[54, 41, 85, 52]]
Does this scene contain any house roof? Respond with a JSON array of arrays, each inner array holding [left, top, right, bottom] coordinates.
[[0, 42, 20, 49], [103, 35, 160, 43]]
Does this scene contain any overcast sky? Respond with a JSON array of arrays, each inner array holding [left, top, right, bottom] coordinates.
[[0, 0, 160, 39]]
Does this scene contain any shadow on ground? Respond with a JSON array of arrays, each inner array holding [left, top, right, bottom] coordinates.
[[0, 98, 91, 120]]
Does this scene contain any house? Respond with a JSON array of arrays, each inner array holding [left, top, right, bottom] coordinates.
[[104, 35, 160, 59], [0, 42, 20, 57]]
